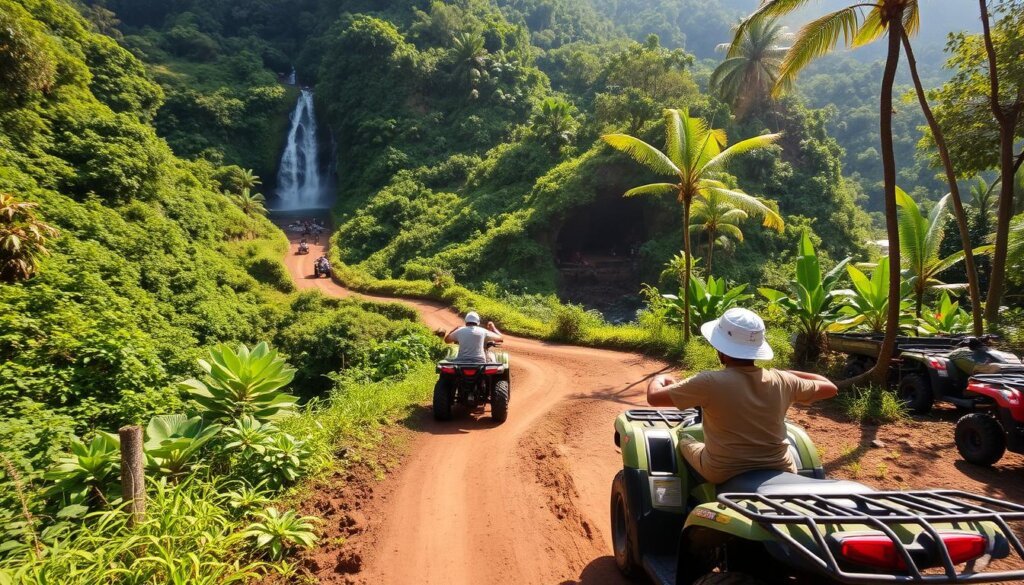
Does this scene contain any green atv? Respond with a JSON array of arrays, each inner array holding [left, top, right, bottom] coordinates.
[[611, 409, 1024, 584]]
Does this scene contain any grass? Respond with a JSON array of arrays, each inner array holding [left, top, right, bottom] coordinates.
[[280, 363, 437, 474], [838, 386, 908, 425], [327, 241, 801, 370]]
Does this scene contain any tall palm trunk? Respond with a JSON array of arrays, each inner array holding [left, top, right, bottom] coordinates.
[[979, 0, 1023, 325], [706, 229, 715, 274], [870, 16, 904, 386], [682, 198, 692, 342], [901, 33, 984, 335]]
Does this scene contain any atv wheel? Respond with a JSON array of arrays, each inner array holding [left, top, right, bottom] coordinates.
[[610, 470, 640, 577], [491, 380, 509, 423], [433, 378, 454, 421], [692, 573, 765, 585], [955, 413, 1006, 466], [899, 373, 934, 414]]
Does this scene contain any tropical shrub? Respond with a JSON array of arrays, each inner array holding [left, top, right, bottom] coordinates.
[[144, 414, 221, 479], [0, 193, 59, 283], [42, 432, 120, 509], [663, 274, 753, 332], [920, 291, 974, 335], [759, 231, 850, 363], [833, 258, 915, 333], [222, 416, 309, 491], [244, 507, 319, 561], [181, 343, 298, 423]]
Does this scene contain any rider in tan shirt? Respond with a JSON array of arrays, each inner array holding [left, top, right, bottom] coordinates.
[[645, 308, 837, 484]]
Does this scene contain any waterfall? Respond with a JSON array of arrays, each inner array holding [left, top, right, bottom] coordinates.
[[275, 89, 324, 209], [286, 67, 296, 86]]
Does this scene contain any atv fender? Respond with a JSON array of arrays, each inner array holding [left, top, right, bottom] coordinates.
[[683, 503, 770, 541]]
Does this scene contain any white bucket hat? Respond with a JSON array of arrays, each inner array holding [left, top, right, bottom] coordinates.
[[465, 311, 480, 325], [700, 307, 773, 360]]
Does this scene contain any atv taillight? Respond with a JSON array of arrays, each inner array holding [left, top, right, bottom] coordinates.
[[484, 366, 502, 375], [927, 357, 948, 371], [462, 369, 477, 376], [839, 535, 908, 570], [440, 365, 456, 374], [839, 532, 987, 570], [939, 533, 987, 565]]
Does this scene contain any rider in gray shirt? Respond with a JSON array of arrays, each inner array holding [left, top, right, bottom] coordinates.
[[445, 311, 503, 363]]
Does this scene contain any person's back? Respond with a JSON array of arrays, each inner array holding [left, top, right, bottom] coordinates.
[[645, 308, 837, 484], [445, 312, 503, 364], [672, 366, 818, 483], [452, 325, 489, 363]]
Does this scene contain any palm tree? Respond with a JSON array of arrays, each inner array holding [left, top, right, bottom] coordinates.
[[735, 0, 915, 384], [231, 188, 267, 218], [532, 97, 577, 153], [238, 169, 261, 192], [451, 31, 487, 99], [603, 109, 784, 340], [0, 192, 59, 282], [689, 191, 748, 274], [712, 17, 792, 118], [896, 189, 990, 317]]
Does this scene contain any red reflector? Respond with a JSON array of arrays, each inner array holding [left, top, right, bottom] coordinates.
[[462, 369, 477, 376], [927, 357, 947, 370], [440, 366, 456, 374], [941, 533, 986, 564], [840, 535, 906, 570], [484, 366, 501, 374]]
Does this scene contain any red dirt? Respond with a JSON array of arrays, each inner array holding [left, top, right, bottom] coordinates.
[[282, 230, 1024, 584]]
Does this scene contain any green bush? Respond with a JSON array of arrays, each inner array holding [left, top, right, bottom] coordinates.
[[838, 386, 908, 425]]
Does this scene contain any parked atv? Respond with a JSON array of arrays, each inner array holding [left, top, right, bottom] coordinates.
[[899, 336, 1024, 414], [433, 342, 510, 423], [955, 374, 1024, 466], [610, 408, 1024, 584], [297, 241, 309, 255]]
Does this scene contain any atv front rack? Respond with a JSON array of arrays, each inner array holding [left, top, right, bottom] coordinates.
[[716, 490, 1024, 583]]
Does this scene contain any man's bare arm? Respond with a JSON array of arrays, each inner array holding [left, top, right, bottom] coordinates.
[[486, 321, 504, 342], [787, 370, 838, 402], [646, 374, 678, 407]]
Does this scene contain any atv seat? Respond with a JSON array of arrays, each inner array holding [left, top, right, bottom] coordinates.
[[718, 469, 873, 497]]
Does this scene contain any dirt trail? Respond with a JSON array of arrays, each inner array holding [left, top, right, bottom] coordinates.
[[284, 231, 669, 584]]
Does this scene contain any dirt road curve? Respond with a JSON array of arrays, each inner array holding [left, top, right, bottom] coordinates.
[[284, 232, 670, 584]]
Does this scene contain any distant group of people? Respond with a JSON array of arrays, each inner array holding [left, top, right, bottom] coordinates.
[[289, 218, 325, 244]]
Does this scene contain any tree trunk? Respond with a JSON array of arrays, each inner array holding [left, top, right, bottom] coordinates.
[[869, 18, 904, 387], [978, 0, 1021, 326], [706, 230, 714, 274], [901, 32, 984, 335], [682, 200, 692, 342], [119, 425, 146, 526], [986, 124, 1019, 323]]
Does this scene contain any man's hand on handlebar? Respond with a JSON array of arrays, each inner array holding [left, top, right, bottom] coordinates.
[[486, 321, 498, 333]]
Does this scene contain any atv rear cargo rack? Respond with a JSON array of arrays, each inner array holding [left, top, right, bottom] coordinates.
[[716, 489, 1024, 583], [625, 408, 698, 428], [971, 373, 1024, 389]]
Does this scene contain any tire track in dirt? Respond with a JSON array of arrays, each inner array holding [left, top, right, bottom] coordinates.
[[283, 230, 669, 584]]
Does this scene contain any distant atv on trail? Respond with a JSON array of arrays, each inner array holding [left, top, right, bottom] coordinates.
[[610, 408, 1024, 584], [433, 341, 510, 423]]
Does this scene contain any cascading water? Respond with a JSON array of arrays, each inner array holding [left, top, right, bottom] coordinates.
[[275, 89, 324, 209]]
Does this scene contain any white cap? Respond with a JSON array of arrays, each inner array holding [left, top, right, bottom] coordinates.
[[700, 307, 773, 360], [465, 311, 480, 325]]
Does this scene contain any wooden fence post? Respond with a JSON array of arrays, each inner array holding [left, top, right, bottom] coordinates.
[[119, 425, 146, 526]]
